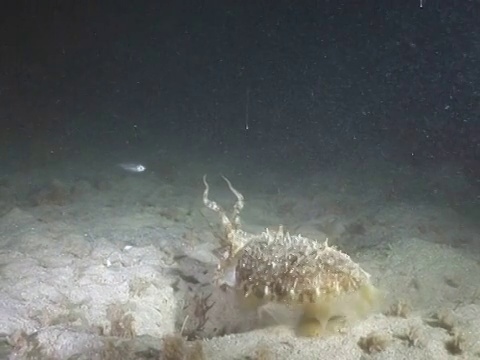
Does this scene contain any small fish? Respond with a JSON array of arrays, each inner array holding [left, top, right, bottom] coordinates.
[[118, 163, 146, 173]]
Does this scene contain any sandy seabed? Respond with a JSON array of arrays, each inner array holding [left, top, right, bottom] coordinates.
[[0, 156, 478, 359]]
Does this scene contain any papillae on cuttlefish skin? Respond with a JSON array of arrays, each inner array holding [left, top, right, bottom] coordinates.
[[202, 175, 383, 336]]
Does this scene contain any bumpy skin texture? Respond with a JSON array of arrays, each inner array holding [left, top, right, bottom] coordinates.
[[203, 176, 381, 336]]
